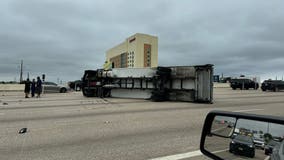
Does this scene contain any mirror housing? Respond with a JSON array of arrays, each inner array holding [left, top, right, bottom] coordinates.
[[200, 110, 284, 160]]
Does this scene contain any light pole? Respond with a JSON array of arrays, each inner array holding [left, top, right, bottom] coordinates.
[[42, 74, 45, 95]]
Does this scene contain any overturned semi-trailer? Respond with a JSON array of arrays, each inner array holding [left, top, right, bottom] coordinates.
[[81, 64, 213, 103]]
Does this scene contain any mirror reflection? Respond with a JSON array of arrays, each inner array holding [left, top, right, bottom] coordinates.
[[205, 117, 284, 160], [211, 116, 236, 137]]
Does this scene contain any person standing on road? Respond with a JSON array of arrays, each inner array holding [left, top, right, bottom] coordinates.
[[31, 79, 36, 97], [24, 78, 31, 98], [36, 76, 42, 98]]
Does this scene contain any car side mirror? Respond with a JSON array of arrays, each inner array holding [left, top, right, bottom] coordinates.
[[200, 111, 284, 160]]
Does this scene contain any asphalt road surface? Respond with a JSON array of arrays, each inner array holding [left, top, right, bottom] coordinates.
[[0, 88, 284, 160]]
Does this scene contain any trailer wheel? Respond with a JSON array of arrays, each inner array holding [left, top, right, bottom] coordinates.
[[274, 87, 279, 92], [255, 84, 259, 90], [97, 87, 104, 98], [82, 88, 95, 97]]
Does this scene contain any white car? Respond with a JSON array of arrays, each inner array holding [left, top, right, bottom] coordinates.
[[42, 82, 69, 93]]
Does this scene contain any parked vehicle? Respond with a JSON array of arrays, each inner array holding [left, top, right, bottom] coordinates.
[[229, 134, 255, 158], [264, 140, 280, 155], [261, 80, 284, 92], [230, 79, 259, 90], [68, 80, 82, 91], [43, 82, 68, 93], [271, 141, 284, 160], [253, 137, 265, 149]]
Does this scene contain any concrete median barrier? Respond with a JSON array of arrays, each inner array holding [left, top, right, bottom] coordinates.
[[0, 84, 24, 92], [214, 83, 230, 88]]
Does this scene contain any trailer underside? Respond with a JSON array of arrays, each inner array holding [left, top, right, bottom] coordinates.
[[82, 65, 214, 103]]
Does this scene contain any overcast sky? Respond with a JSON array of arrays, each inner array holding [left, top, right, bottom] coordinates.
[[1, 0, 284, 82]]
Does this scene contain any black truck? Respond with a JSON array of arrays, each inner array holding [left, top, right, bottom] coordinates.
[[230, 79, 259, 90], [261, 80, 284, 92]]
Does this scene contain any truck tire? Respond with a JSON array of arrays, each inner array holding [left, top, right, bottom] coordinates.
[[82, 88, 95, 97], [97, 87, 104, 98], [250, 152, 255, 158], [255, 84, 259, 90], [265, 150, 269, 155], [60, 88, 67, 93]]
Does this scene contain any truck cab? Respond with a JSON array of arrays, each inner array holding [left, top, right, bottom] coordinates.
[[81, 70, 98, 97]]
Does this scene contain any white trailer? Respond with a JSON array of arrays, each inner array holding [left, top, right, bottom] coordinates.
[[82, 64, 213, 103]]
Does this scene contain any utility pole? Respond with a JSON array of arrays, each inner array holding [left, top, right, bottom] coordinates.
[[20, 60, 23, 83]]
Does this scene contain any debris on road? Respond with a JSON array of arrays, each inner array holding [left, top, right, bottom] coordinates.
[[2, 102, 8, 105], [19, 128, 28, 134], [104, 121, 111, 124]]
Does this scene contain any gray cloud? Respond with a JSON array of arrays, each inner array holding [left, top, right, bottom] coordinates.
[[1, 0, 284, 82]]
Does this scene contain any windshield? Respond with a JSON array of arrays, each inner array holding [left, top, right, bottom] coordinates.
[[234, 135, 253, 143]]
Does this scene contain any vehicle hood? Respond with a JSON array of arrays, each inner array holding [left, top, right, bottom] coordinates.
[[232, 139, 253, 146]]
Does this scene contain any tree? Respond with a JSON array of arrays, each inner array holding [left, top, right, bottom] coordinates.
[[263, 133, 273, 144]]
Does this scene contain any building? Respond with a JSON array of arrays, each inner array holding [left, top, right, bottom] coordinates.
[[105, 33, 158, 69]]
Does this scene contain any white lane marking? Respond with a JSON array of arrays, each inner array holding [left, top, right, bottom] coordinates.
[[149, 150, 201, 160], [233, 109, 264, 112], [149, 149, 228, 160], [264, 156, 270, 160], [211, 126, 227, 133], [212, 149, 229, 154]]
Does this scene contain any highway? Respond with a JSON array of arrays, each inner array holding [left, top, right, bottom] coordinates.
[[0, 88, 284, 160]]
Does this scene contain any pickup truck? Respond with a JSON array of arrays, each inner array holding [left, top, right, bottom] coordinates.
[[230, 79, 259, 90]]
